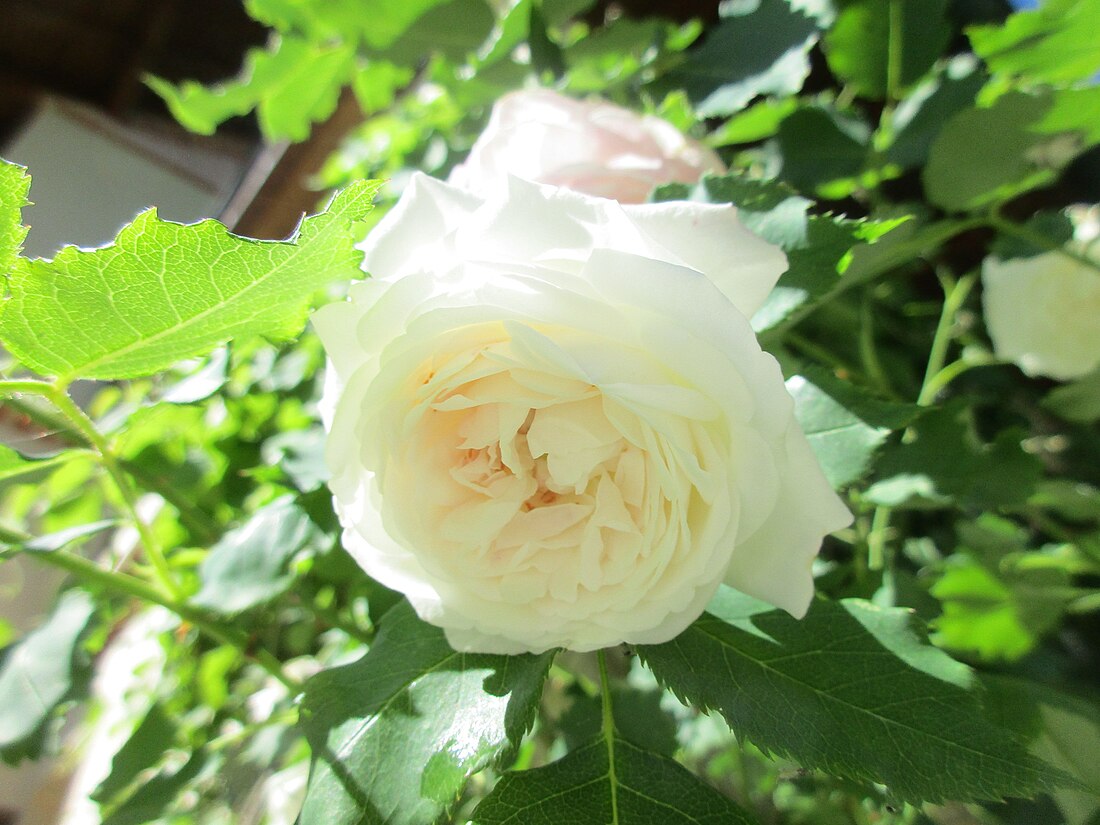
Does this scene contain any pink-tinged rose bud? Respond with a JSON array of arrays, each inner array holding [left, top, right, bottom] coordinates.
[[448, 88, 726, 204], [313, 174, 851, 654]]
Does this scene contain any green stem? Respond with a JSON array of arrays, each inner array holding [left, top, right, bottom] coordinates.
[[785, 330, 863, 379], [867, 272, 975, 572], [988, 215, 1100, 274], [860, 296, 894, 397], [25, 547, 300, 693], [885, 0, 904, 105], [917, 273, 976, 407], [597, 650, 620, 825], [120, 458, 222, 544], [866, 504, 893, 572], [0, 379, 182, 599]]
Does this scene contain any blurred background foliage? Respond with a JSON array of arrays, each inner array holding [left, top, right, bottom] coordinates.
[[1, 0, 1099, 823]]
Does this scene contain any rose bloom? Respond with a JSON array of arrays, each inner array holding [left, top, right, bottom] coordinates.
[[313, 173, 852, 654], [982, 228, 1100, 381], [447, 88, 725, 204]]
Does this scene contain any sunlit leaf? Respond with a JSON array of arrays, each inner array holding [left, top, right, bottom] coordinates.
[[0, 158, 30, 273], [968, 0, 1100, 84], [0, 180, 379, 381], [299, 600, 554, 825], [148, 35, 356, 141]]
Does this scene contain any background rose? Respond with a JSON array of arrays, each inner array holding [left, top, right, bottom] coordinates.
[[447, 88, 726, 203], [313, 173, 851, 654], [982, 220, 1100, 380]]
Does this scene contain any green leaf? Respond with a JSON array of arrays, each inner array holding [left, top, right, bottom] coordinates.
[[886, 57, 986, 170], [1034, 85, 1100, 147], [707, 98, 799, 146], [776, 106, 869, 197], [865, 401, 1043, 509], [823, 0, 950, 99], [687, 174, 891, 333], [0, 445, 73, 490], [0, 180, 379, 381], [968, 0, 1100, 85], [93, 703, 179, 805], [1044, 369, 1100, 424], [983, 676, 1100, 825], [471, 735, 759, 825], [638, 586, 1063, 804], [787, 367, 918, 488], [658, 0, 819, 117], [100, 750, 207, 825], [1, 158, 31, 273], [299, 600, 554, 825], [930, 556, 1040, 661], [0, 589, 94, 759], [923, 91, 1072, 212], [378, 0, 495, 65], [191, 497, 325, 613], [147, 35, 356, 141]]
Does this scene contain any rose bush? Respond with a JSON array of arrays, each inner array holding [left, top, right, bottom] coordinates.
[[447, 88, 725, 203], [982, 228, 1100, 381], [313, 173, 852, 654]]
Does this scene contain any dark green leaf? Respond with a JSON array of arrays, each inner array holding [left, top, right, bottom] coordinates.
[[968, 0, 1100, 85], [923, 91, 1071, 212], [0, 590, 94, 758], [100, 750, 207, 825], [1043, 370, 1100, 424], [983, 675, 1100, 825], [1, 158, 30, 273], [658, 0, 819, 116], [866, 402, 1043, 509], [472, 735, 759, 825], [823, 0, 950, 99], [299, 600, 554, 825], [787, 367, 918, 488], [638, 586, 1063, 804], [0, 181, 379, 381], [776, 106, 869, 197], [529, 0, 566, 78], [192, 497, 325, 613], [93, 703, 178, 805], [887, 57, 986, 169]]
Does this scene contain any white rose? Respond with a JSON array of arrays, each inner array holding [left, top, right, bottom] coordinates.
[[448, 88, 726, 204], [982, 236, 1100, 381], [313, 173, 852, 654]]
